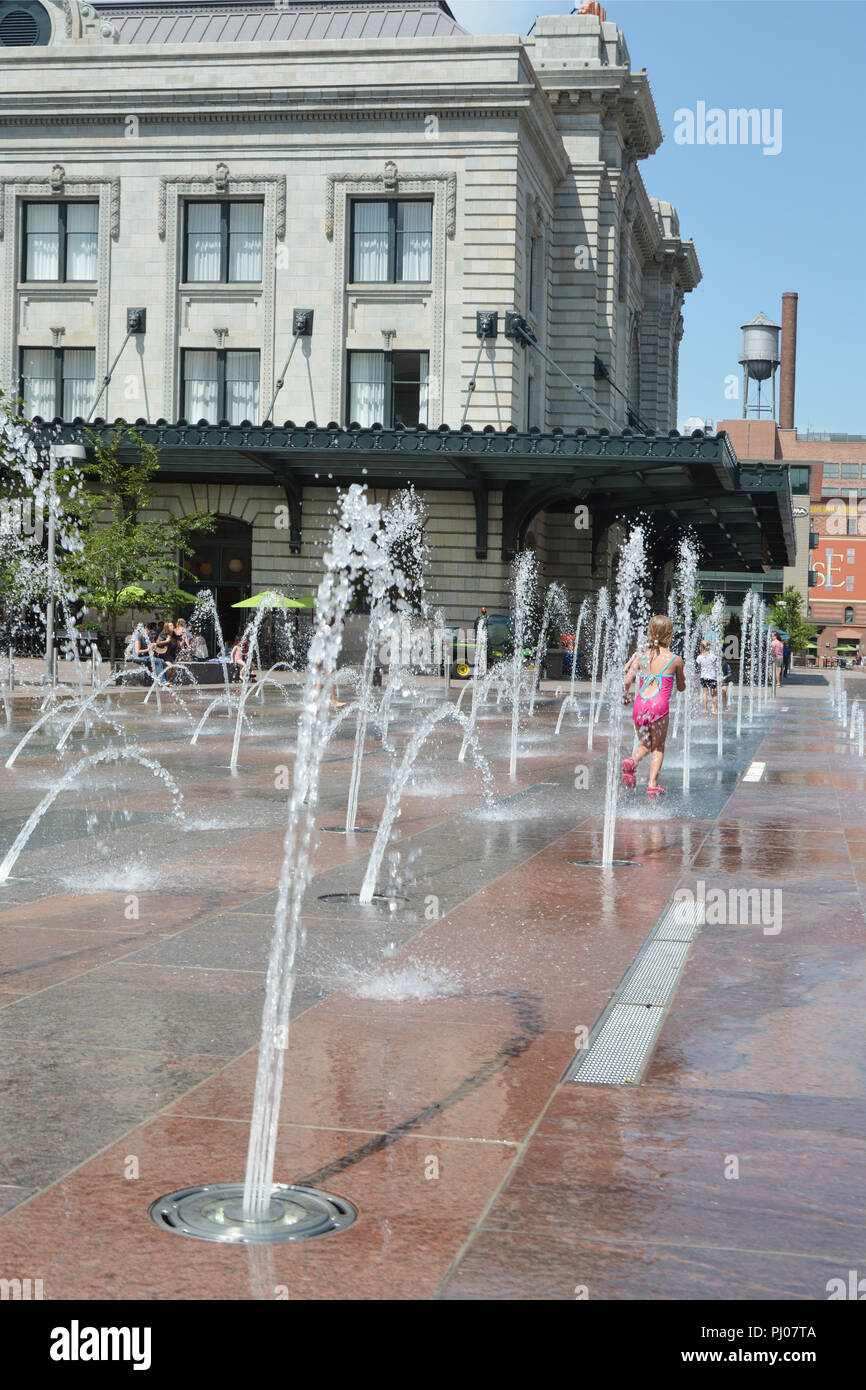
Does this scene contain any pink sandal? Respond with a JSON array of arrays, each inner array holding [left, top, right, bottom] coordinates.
[[647, 786, 666, 797], [621, 758, 636, 789]]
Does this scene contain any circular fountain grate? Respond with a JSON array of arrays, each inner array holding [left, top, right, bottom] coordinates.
[[569, 859, 641, 868], [148, 1183, 356, 1244], [317, 891, 407, 906]]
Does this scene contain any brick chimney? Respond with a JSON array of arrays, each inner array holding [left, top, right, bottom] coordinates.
[[779, 291, 798, 429]]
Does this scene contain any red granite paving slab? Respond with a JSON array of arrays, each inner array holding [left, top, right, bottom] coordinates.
[[0, 961, 267, 1060], [0, 1116, 515, 1300], [645, 934, 866, 1099], [169, 1003, 574, 1143], [0, 886, 262, 932], [0, 924, 167, 995], [473, 1085, 866, 1259], [691, 835, 853, 876], [439, 1228, 842, 1300]]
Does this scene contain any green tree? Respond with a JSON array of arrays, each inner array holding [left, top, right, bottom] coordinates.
[[61, 427, 214, 659], [693, 590, 714, 619], [769, 585, 816, 653]]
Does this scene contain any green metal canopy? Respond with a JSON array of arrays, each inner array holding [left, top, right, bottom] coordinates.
[[49, 419, 795, 572]]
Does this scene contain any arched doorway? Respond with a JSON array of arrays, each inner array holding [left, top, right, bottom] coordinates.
[[183, 516, 252, 653]]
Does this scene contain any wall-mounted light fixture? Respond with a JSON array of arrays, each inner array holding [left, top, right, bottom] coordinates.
[[263, 309, 315, 422], [86, 308, 148, 421]]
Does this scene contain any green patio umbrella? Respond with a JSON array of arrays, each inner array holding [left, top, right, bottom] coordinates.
[[231, 591, 305, 609]]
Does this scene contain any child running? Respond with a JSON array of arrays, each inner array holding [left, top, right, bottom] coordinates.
[[696, 638, 720, 715], [620, 614, 685, 797]]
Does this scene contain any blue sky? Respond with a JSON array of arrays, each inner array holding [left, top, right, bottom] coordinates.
[[450, 1, 865, 434]]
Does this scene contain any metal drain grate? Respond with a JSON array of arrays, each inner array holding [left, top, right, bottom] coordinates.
[[566, 893, 705, 1086], [650, 897, 705, 942], [568, 1004, 667, 1085], [618, 939, 691, 1005]]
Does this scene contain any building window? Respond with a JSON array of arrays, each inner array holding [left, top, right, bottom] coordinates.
[[350, 200, 432, 283], [182, 349, 260, 424], [347, 350, 428, 427], [823, 463, 839, 477], [19, 346, 95, 420], [788, 466, 810, 493], [846, 576, 855, 592], [845, 605, 854, 622], [842, 463, 860, 479], [22, 202, 98, 282], [183, 202, 263, 283]]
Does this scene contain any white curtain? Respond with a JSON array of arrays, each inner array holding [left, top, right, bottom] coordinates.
[[228, 202, 263, 281], [187, 203, 221, 281], [25, 204, 59, 280], [417, 353, 429, 425], [348, 352, 386, 426], [66, 203, 98, 280], [226, 351, 259, 424], [184, 350, 219, 420], [62, 349, 95, 419], [22, 348, 56, 418], [396, 201, 432, 281], [353, 202, 388, 281]]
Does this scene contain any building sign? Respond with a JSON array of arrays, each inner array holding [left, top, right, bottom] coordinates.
[[811, 496, 866, 533], [810, 538, 866, 600]]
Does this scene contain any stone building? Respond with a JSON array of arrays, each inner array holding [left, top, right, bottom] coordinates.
[[0, 0, 792, 637]]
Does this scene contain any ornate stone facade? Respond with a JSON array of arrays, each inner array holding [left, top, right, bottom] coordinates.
[[0, 0, 702, 620]]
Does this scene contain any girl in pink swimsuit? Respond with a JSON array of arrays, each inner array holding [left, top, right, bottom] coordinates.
[[620, 615, 685, 796]]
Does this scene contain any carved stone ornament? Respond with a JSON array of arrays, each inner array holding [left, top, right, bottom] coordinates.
[[325, 164, 456, 241], [0, 171, 120, 240], [158, 168, 287, 239]]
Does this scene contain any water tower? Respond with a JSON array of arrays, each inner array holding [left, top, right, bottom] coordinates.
[[739, 312, 781, 419]]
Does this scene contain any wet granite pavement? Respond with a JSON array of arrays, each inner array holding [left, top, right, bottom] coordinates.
[[0, 675, 863, 1300]]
